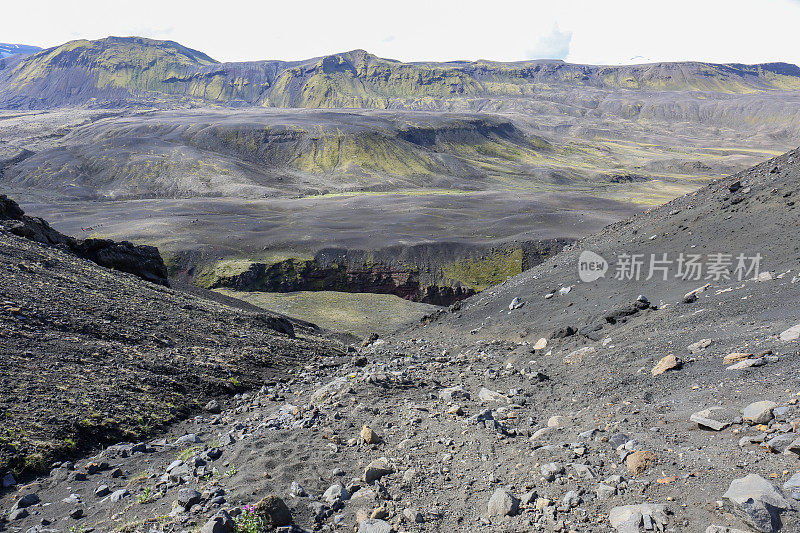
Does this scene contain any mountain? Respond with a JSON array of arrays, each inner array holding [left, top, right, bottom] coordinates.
[[0, 43, 41, 59], [2, 37, 800, 109]]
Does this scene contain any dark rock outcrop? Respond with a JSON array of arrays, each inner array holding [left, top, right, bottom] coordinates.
[[0, 194, 169, 285]]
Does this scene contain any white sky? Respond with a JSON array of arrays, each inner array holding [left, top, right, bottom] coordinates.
[[2, 0, 800, 66]]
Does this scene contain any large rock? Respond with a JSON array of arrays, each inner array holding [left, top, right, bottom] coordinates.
[[254, 494, 292, 528], [651, 354, 681, 376], [364, 459, 393, 483], [691, 407, 737, 431], [723, 474, 794, 533], [784, 472, 800, 493], [487, 487, 519, 517], [626, 450, 656, 475], [779, 324, 800, 341], [609, 503, 669, 532], [201, 510, 235, 533], [742, 401, 777, 425]]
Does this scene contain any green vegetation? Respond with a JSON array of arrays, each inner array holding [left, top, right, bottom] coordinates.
[[442, 248, 525, 291], [215, 289, 438, 336]]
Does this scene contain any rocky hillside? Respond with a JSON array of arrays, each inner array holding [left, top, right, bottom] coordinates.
[[0, 205, 339, 480], [0, 194, 168, 285], [2, 153, 800, 532], [2, 37, 800, 120], [1, 109, 549, 200]]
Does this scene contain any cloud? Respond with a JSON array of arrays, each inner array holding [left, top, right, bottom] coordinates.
[[526, 23, 572, 60]]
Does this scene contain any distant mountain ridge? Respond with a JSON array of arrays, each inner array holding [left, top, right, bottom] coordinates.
[[1, 36, 800, 109], [0, 43, 41, 59]]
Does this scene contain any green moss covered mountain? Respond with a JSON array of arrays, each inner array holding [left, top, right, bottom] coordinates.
[[2, 36, 800, 109]]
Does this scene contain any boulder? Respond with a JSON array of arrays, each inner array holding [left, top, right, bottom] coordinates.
[[742, 401, 777, 425], [723, 474, 794, 533], [254, 494, 292, 528], [364, 459, 393, 483], [626, 450, 656, 475]]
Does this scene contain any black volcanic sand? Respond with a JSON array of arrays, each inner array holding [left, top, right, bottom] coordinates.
[[21, 190, 640, 261]]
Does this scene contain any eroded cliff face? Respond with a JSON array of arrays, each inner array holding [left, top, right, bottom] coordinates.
[[186, 240, 571, 306]]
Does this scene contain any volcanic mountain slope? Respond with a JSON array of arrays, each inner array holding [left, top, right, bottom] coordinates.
[[3, 37, 800, 112], [2, 154, 800, 531], [0, 215, 340, 479], [1, 108, 550, 200]]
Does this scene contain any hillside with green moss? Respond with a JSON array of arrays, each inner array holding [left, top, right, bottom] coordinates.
[[3, 37, 800, 110]]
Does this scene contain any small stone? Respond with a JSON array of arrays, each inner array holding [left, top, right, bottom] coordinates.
[[541, 462, 565, 481], [361, 425, 381, 445], [651, 354, 681, 376], [478, 387, 508, 403], [2, 472, 16, 488], [174, 433, 201, 446], [403, 507, 424, 523], [626, 450, 656, 475], [370, 507, 388, 519], [358, 518, 392, 533], [439, 386, 470, 401], [69, 507, 84, 519], [724, 352, 753, 365], [742, 401, 777, 425], [201, 510, 235, 533], [487, 487, 519, 517], [14, 493, 40, 509], [687, 338, 712, 353], [609, 504, 669, 532], [562, 490, 581, 508], [323, 483, 350, 504], [547, 415, 566, 428], [8, 508, 28, 520], [110, 489, 129, 502], [204, 400, 221, 413], [563, 346, 596, 364], [509, 297, 524, 310], [784, 472, 800, 493], [290, 481, 307, 497], [786, 437, 800, 456], [533, 337, 547, 350], [596, 484, 616, 500], [727, 358, 766, 370], [95, 484, 110, 497]]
